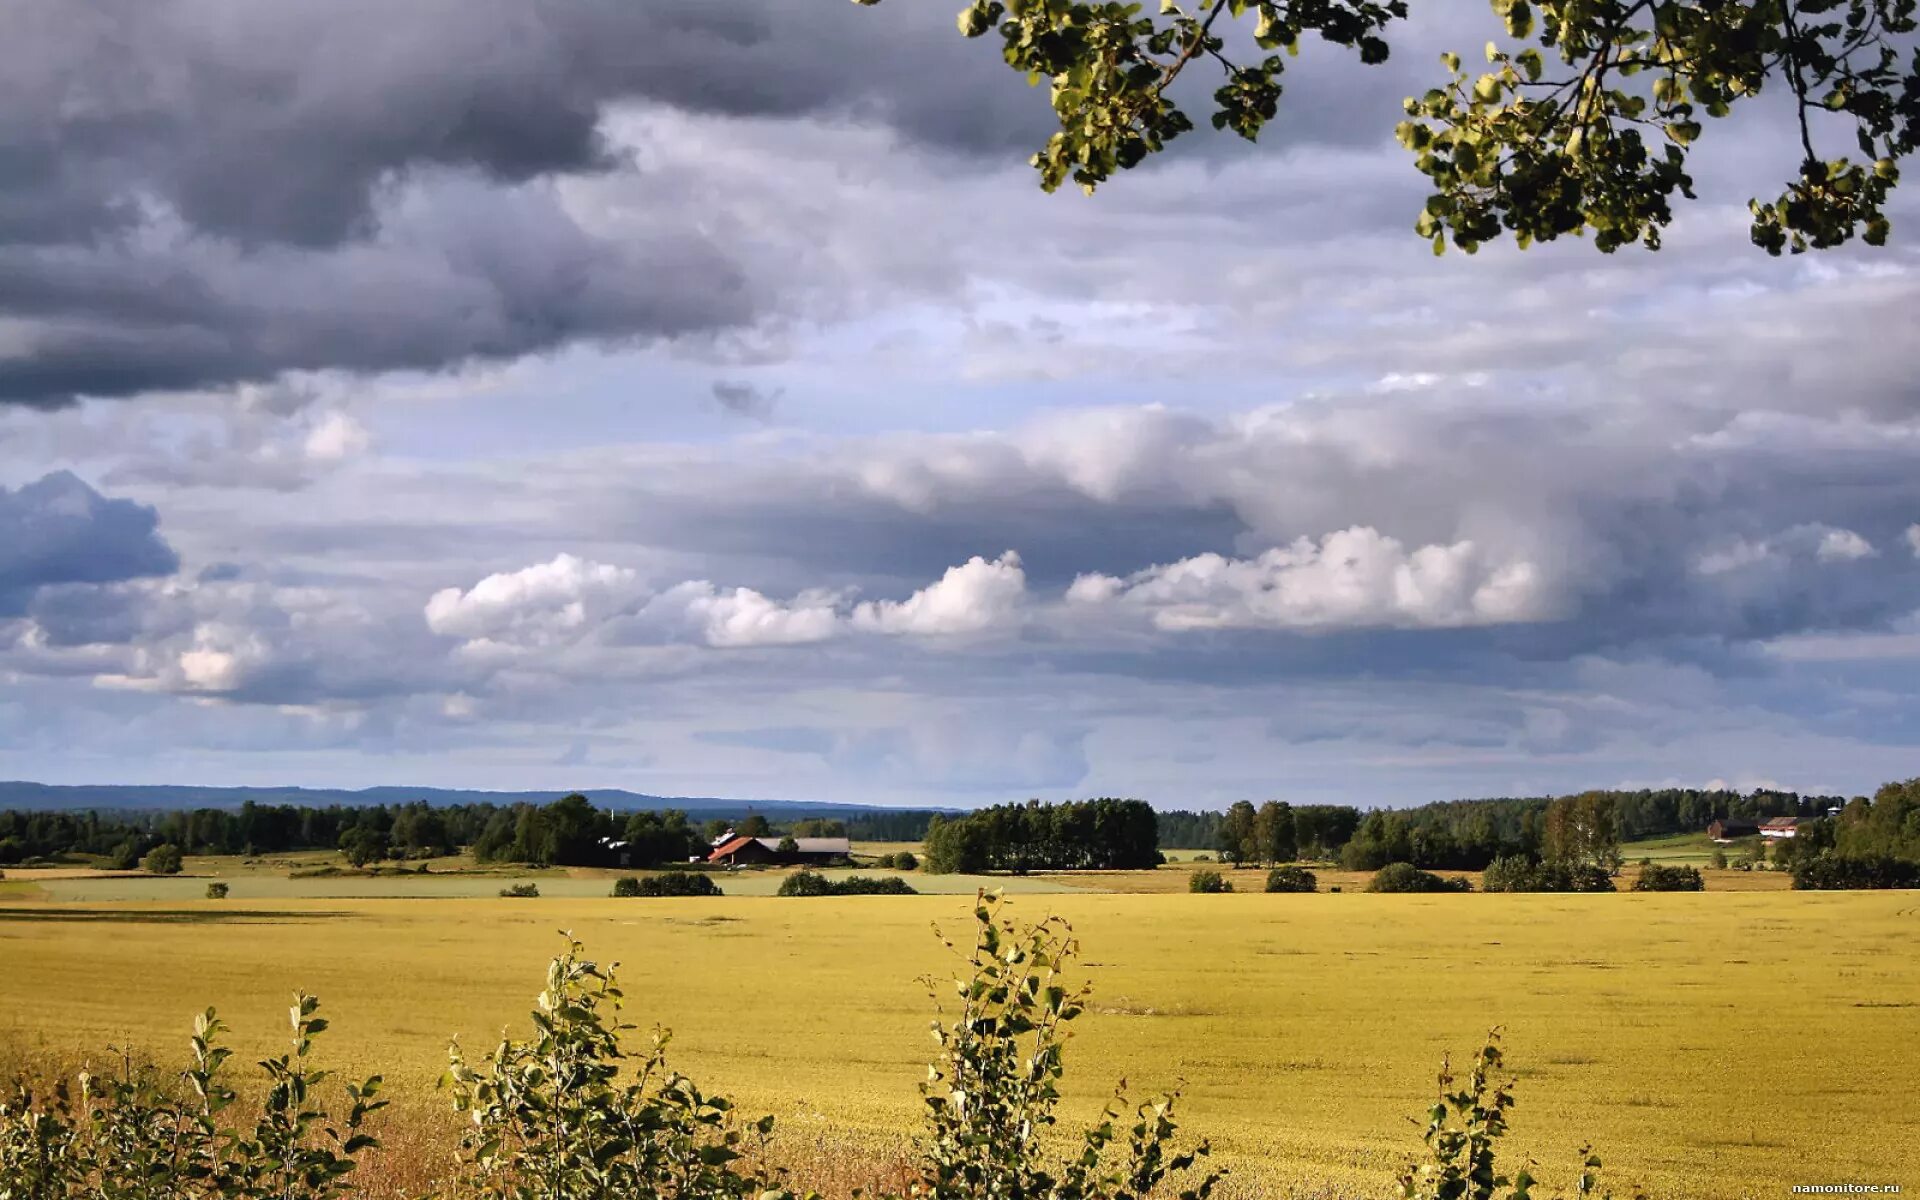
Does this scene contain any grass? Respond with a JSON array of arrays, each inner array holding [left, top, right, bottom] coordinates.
[[2, 888, 1914, 1199]]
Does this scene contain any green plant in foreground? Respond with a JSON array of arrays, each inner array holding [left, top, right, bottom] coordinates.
[[442, 936, 801, 1200], [1399, 1032, 1643, 1200], [0, 995, 382, 1199], [908, 893, 1221, 1200]]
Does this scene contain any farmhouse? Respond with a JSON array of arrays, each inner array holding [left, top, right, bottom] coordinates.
[[1708, 819, 1761, 842], [1758, 817, 1804, 840], [707, 835, 852, 866]]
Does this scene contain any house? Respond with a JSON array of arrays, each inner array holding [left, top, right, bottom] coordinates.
[[1758, 816, 1803, 840], [707, 836, 852, 866], [1707, 819, 1760, 843]]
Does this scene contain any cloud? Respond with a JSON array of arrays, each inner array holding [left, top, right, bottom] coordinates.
[[851, 552, 1027, 635], [1066, 528, 1551, 631], [0, 471, 178, 614], [1908, 524, 1920, 557], [424, 553, 642, 647], [660, 581, 843, 648], [709, 380, 782, 421]]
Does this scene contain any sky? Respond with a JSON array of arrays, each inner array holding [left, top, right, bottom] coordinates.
[[2, 0, 1919, 809]]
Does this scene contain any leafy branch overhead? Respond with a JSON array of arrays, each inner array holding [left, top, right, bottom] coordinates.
[[851, 0, 1919, 254]]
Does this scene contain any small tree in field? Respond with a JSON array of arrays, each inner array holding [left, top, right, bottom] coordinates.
[[1264, 866, 1317, 893], [443, 937, 800, 1200], [205, 881, 230, 899], [1189, 868, 1233, 893], [909, 893, 1222, 1200], [139, 844, 183, 875]]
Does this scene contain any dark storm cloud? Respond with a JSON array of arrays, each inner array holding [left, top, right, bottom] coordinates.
[[0, 0, 1047, 407], [0, 471, 178, 614], [0, 0, 1535, 409]]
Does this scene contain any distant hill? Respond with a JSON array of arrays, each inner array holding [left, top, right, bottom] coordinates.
[[0, 780, 952, 816]]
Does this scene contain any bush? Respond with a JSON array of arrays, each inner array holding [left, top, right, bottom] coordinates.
[[1479, 856, 1614, 893], [777, 870, 914, 896], [1792, 852, 1920, 890], [1264, 866, 1317, 893], [106, 840, 141, 871], [499, 882, 540, 898], [891, 850, 918, 871], [1368, 862, 1472, 893], [0, 995, 382, 1198], [1190, 853, 1212, 862], [445, 937, 798, 1200], [1188, 868, 1233, 893], [776, 870, 832, 897], [204, 882, 230, 899], [832, 875, 916, 895], [616, 872, 724, 898], [1709, 848, 1728, 869], [139, 844, 183, 875], [1633, 864, 1705, 892]]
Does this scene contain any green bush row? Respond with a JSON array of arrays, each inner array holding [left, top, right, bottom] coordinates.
[[610, 873, 724, 898], [776, 870, 917, 897]]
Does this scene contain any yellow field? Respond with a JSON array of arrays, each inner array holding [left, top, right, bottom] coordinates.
[[2, 888, 1913, 1198]]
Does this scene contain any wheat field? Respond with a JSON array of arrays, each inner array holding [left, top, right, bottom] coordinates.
[[1, 889, 1915, 1198]]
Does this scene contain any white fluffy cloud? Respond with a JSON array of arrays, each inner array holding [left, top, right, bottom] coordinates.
[[1907, 524, 1920, 557], [425, 554, 643, 646], [658, 582, 844, 648], [1815, 528, 1876, 563], [851, 552, 1027, 635], [1065, 528, 1549, 631]]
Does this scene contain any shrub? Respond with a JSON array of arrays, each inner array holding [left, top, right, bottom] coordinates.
[[611, 875, 642, 897], [444, 938, 797, 1200], [832, 875, 915, 895], [1479, 856, 1614, 893], [1188, 868, 1233, 893], [776, 870, 832, 897], [777, 870, 913, 896], [0, 995, 382, 1198], [1264, 866, 1317, 893], [205, 882, 230, 899], [1709, 848, 1728, 869], [139, 844, 183, 875], [904, 893, 1222, 1200], [1792, 852, 1920, 890], [106, 840, 141, 871], [1633, 864, 1705, 892], [891, 850, 918, 871], [632, 872, 723, 898], [1190, 853, 1212, 862], [498, 882, 540, 898], [1368, 863, 1472, 893]]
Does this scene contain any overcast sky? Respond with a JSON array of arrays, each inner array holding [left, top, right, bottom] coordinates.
[[3, 0, 1918, 808]]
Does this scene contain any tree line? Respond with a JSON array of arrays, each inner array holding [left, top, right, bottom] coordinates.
[[0, 796, 934, 870], [1163, 787, 1850, 871], [922, 798, 1160, 874]]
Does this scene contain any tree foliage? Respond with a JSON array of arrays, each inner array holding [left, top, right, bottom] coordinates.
[[1631, 864, 1704, 891], [924, 799, 1160, 873], [1264, 865, 1318, 891], [1368, 862, 1474, 892], [855, 0, 1919, 255]]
